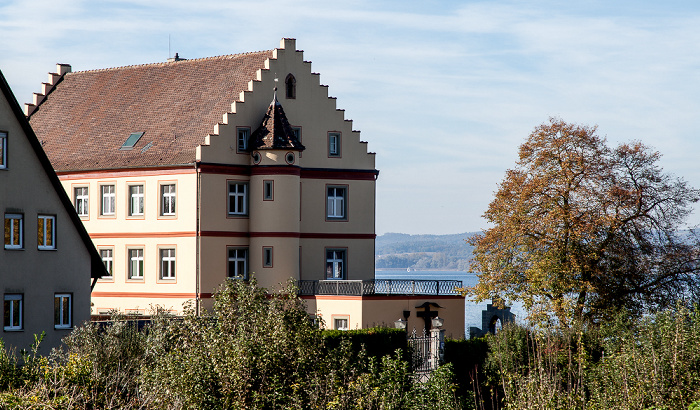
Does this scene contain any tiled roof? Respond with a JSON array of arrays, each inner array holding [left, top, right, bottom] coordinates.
[[0, 69, 106, 278], [29, 51, 273, 171], [251, 91, 305, 151]]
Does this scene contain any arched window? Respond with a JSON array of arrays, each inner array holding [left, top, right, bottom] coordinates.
[[285, 74, 296, 99], [489, 316, 502, 334]]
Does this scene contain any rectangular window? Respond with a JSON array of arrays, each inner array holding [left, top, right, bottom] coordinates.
[[101, 185, 115, 216], [160, 184, 176, 216], [3, 294, 22, 331], [54, 294, 72, 329], [334, 317, 349, 331], [128, 248, 144, 279], [0, 131, 6, 169], [227, 247, 248, 279], [100, 248, 113, 278], [37, 215, 56, 250], [74, 187, 89, 217], [292, 127, 302, 157], [160, 248, 176, 280], [327, 186, 347, 220], [326, 249, 346, 279], [328, 132, 341, 157], [129, 185, 144, 216], [237, 128, 250, 152], [263, 180, 273, 201], [263, 246, 273, 267], [4, 213, 23, 249], [228, 182, 248, 216]]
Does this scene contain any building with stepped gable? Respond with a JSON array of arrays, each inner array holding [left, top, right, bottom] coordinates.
[[26, 39, 465, 338], [0, 69, 104, 352]]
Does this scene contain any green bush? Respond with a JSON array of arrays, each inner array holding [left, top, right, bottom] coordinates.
[[322, 327, 408, 360], [0, 278, 468, 408]]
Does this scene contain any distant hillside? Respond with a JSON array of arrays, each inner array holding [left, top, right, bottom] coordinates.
[[375, 232, 478, 271]]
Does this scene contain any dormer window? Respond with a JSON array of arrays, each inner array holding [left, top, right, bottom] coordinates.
[[121, 132, 144, 150], [285, 74, 296, 99]]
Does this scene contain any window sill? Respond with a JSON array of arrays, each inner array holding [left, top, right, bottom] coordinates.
[[38, 248, 57, 251], [4, 247, 24, 251], [54, 326, 73, 331], [3, 328, 23, 332]]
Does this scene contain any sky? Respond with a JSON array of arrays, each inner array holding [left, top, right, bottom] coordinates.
[[2, 0, 700, 235]]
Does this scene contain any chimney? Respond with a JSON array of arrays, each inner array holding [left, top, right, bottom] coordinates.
[[167, 53, 186, 63]]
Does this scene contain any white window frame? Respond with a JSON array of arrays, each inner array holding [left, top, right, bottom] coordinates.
[[0, 131, 6, 169], [160, 184, 176, 216], [100, 248, 113, 279], [227, 247, 248, 279], [54, 293, 72, 329], [129, 184, 144, 216], [334, 317, 349, 331], [4, 213, 23, 249], [237, 128, 250, 152], [326, 186, 346, 220], [37, 215, 56, 250], [3, 294, 22, 331], [326, 249, 346, 280], [128, 248, 144, 279], [328, 132, 341, 157], [228, 182, 248, 216], [74, 186, 89, 217], [160, 248, 176, 280], [101, 184, 116, 216]]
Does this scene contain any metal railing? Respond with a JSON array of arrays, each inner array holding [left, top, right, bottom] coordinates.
[[297, 279, 462, 296]]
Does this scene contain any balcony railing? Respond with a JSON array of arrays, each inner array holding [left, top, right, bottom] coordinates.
[[297, 279, 463, 296]]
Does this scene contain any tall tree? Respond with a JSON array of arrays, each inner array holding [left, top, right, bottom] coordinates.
[[468, 118, 700, 326]]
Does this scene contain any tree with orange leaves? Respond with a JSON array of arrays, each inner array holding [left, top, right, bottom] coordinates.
[[468, 118, 700, 326]]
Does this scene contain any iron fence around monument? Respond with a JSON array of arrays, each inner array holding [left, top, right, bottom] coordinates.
[[297, 279, 462, 296]]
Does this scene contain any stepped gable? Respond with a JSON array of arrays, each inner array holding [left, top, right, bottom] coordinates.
[[28, 50, 273, 171], [250, 90, 305, 151]]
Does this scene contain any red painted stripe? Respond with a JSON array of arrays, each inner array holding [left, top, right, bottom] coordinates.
[[58, 166, 196, 179]]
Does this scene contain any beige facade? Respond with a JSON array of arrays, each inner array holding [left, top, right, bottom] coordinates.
[[27, 39, 378, 315], [0, 70, 103, 352], [304, 295, 465, 339], [26, 39, 465, 337]]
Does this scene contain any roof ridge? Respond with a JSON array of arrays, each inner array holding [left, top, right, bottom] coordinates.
[[69, 49, 274, 74]]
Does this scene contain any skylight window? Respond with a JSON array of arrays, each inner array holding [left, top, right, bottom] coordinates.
[[121, 132, 144, 150]]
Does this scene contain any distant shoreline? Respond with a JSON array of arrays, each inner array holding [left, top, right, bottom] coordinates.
[[375, 268, 467, 272]]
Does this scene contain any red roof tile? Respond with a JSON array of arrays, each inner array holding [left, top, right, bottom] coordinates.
[[29, 51, 273, 171]]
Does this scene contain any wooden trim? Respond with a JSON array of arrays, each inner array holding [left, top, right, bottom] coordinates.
[[90, 232, 197, 239], [92, 292, 199, 298], [58, 166, 196, 180], [301, 169, 378, 181], [197, 162, 378, 181], [199, 163, 250, 175], [90, 231, 375, 239]]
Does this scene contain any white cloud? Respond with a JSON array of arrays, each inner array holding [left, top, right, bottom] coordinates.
[[2, 0, 700, 233]]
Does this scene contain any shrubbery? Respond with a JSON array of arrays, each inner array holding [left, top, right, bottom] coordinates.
[[0, 279, 465, 409], [477, 304, 700, 409]]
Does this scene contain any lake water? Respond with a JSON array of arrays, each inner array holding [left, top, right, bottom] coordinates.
[[375, 270, 525, 338]]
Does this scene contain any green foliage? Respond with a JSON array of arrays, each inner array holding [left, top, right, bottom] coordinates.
[[478, 305, 700, 409], [0, 278, 467, 409], [322, 327, 408, 360], [444, 337, 489, 401], [469, 118, 700, 326]]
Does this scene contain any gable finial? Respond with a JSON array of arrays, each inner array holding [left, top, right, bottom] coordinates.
[[273, 76, 279, 104]]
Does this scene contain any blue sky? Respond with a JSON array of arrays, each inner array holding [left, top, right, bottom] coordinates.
[[2, 0, 700, 235]]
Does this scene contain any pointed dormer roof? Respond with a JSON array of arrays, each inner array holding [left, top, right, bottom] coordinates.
[[250, 89, 305, 151]]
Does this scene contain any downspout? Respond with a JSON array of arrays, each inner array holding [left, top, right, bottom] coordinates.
[[196, 162, 201, 315]]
